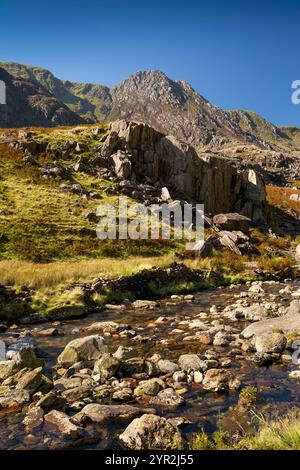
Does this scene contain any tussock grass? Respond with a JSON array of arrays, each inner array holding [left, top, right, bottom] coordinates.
[[0, 255, 174, 290], [190, 410, 300, 450]]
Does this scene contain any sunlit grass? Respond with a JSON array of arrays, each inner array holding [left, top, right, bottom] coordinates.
[[0, 255, 175, 290]]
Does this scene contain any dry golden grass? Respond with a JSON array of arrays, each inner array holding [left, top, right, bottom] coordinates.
[[267, 184, 300, 213], [0, 255, 174, 290]]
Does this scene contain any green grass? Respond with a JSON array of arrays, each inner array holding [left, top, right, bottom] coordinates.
[[190, 410, 300, 450]]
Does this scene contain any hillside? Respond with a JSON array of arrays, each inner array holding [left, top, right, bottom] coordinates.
[[0, 66, 84, 127]]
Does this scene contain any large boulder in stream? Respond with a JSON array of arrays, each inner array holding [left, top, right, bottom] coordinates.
[[57, 335, 107, 367], [74, 404, 156, 425], [119, 414, 186, 450]]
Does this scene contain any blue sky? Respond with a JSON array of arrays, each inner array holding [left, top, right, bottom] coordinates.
[[1, 0, 300, 126]]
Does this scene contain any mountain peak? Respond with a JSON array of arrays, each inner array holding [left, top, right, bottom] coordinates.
[[112, 69, 190, 106]]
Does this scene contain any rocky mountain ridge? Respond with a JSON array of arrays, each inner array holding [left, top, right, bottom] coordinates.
[[1, 62, 300, 157]]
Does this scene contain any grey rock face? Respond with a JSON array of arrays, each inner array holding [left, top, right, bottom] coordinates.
[[102, 120, 266, 219]]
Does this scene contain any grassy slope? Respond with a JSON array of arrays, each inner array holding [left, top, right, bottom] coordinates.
[[0, 125, 298, 319]]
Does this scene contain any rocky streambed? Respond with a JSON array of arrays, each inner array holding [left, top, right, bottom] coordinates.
[[1, 280, 300, 450]]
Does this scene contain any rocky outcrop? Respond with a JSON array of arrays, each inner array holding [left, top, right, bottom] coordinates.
[[102, 120, 267, 221]]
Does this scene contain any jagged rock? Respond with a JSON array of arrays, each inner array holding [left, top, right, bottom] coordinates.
[[112, 150, 132, 178], [196, 235, 220, 258], [213, 213, 252, 233], [0, 346, 43, 380], [103, 121, 267, 219], [254, 333, 287, 354], [93, 353, 120, 381], [36, 391, 66, 412], [57, 335, 107, 367], [113, 346, 136, 361], [74, 404, 156, 425], [15, 367, 43, 393], [119, 414, 186, 450], [44, 410, 83, 439], [160, 187, 172, 202]]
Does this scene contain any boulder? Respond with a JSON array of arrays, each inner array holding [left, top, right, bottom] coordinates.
[[242, 314, 300, 338], [196, 235, 220, 258], [202, 369, 232, 392], [36, 391, 66, 412], [23, 406, 44, 430], [74, 404, 156, 425], [15, 367, 43, 393], [119, 414, 186, 450], [58, 335, 107, 367], [0, 346, 43, 381], [93, 353, 120, 381], [212, 213, 252, 233], [134, 378, 164, 397], [112, 150, 132, 179], [113, 346, 136, 361], [149, 388, 185, 408], [234, 303, 269, 321], [16, 346, 44, 369], [160, 187, 172, 202], [178, 354, 204, 372], [254, 332, 287, 354], [0, 389, 30, 409], [44, 410, 83, 439], [157, 359, 179, 374]]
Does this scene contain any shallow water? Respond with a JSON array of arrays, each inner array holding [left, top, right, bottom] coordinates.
[[0, 281, 299, 449]]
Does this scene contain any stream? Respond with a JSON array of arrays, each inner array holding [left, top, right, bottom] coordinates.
[[0, 281, 299, 449]]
